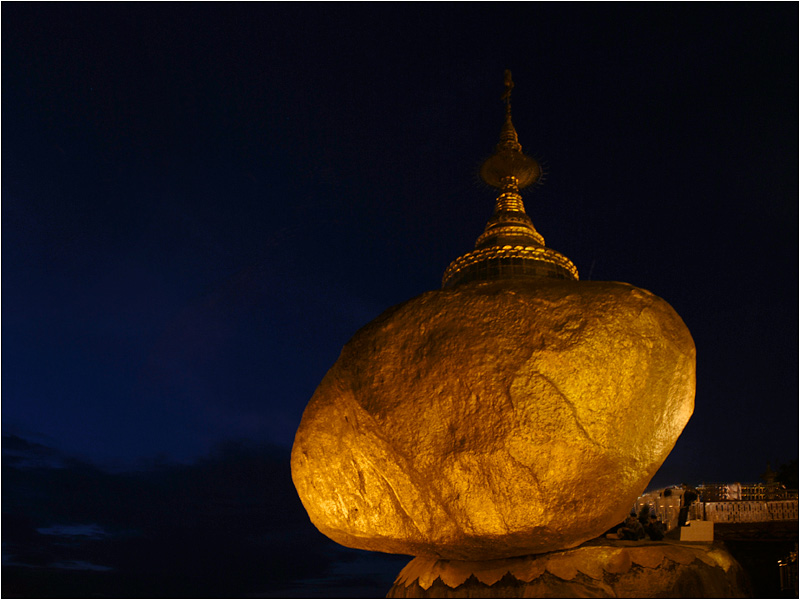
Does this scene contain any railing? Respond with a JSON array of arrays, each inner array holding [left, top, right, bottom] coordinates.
[[689, 500, 798, 523]]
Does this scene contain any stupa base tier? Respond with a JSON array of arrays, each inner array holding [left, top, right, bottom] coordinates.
[[387, 540, 747, 598]]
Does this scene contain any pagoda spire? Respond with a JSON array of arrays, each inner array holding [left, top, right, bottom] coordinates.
[[479, 70, 540, 189], [442, 71, 578, 288], [497, 70, 522, 153]]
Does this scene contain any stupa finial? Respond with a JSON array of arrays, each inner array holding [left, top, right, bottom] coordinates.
[[479, 70, 539, 189], [442, 71, 578, 288], [497, 70, 522, 154], [502, 69, 514, 101]]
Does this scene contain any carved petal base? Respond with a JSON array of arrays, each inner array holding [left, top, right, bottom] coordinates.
[[387, 540, 748, 598]]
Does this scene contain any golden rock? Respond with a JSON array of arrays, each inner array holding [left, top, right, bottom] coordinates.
[[290, 279, 695, 560]]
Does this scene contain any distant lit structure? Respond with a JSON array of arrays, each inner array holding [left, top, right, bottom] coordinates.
[[635, 483, 799, 531], [697, 481, 794, 502]]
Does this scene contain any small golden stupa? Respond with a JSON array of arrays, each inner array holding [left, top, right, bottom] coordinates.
[[443, 71, 577, 287]]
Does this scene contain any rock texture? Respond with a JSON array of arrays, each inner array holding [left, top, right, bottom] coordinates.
[[387, 540, 748, 598], [291, 280, 695, 559]]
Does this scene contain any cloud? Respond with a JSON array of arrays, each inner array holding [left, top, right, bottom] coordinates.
[[2, 434, 68, 469], [2, 435, 403, 597], [36, 524, 110, 540]]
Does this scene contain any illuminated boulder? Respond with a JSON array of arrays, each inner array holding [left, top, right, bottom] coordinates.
[[290, 278, 695, 560], [290, 72, 695, 561]]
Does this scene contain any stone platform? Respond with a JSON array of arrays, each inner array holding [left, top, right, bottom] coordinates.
[[387, 539, 749, 598]]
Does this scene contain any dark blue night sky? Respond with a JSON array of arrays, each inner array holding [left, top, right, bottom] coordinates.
[[3, 3, 797, 596]]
